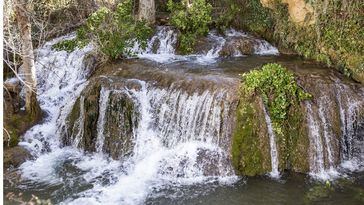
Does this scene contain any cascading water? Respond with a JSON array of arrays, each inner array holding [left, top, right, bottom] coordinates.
[[16, 35, 94, 184], [132, 26, 278, 64], [305, 99, 341, 180], [336, 84, 364, 171], [63, 80, 237, 204], [263, 107, 280, 178], [8, 25, 364, 205], [304, 82, 364, 180], [95, 87, 111, 153], [305, 102, 327, 178]]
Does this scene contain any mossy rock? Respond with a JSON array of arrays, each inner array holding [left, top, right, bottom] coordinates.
[[304, 182, 333, 203], [232, 63, 313, 175], [63, 80, 138, 159], [232, 94, 271, 176], [102, 91, 138, 159]]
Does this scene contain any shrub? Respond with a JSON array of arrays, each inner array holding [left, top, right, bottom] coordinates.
[[241, 63, 311, 134], [167, 0, 212, 54], [53, 0, 153, 60]]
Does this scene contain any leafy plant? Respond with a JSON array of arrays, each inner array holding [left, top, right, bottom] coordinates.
[[242, 63, 311, 133], [53, 0, 153, 60], [215, 3, 240, 32], [167, 0, 212, 54]]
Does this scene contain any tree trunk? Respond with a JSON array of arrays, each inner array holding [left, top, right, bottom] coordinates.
[[14, 0, 41, 119], [138, 0, 155, 24]]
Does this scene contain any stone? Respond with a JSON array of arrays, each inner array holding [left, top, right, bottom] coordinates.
[[4, 146, 32, 169]]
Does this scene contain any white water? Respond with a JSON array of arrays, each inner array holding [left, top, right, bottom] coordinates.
[[305, 102, 328, 179], [336, 84, 364, 172], [17, 35, 93, 184], [305, 100, 341, 181], [132, 26, 278, 64], [17, 35, 237, 204], [263, 107, 280, 178], [12, 26, 364, 204], [317, 97, 336, 169], [95, 87, 111, 153], [64, 81, 237, 204]]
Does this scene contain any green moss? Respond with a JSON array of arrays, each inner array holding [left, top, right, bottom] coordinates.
[[4, 112, 38, 147], [232, 63, 312, 175], [242, 63, 311, 125], [232, 95, 270, 176], [304, 182, 334, 203]]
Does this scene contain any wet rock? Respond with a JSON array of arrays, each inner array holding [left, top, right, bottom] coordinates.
[[102, 91, 138, 159], [3, 78, 22, 115], [62, 79, 138, 159], [232, 67, 364, 176], [62, 82, 101, 152], [232, 96, 271, 176], [220, 37, 256, 56], [4, 146, 31, 169], [82, 51, 102, 78]]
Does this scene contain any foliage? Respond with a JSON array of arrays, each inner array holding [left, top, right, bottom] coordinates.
[[232, 63, 312, 176], [167, 0, 212, 54], [53, 0, 153, 60], [242, 63, 311, 130], [215, 3, 241, 32]]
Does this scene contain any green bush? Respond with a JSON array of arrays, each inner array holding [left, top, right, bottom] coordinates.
[[53, 0, 153, 60], [242, 63, 311, 134], [167, 0, 212, 54]]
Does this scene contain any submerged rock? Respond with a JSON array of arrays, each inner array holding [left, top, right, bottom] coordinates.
[[220, 37, 255, 56]]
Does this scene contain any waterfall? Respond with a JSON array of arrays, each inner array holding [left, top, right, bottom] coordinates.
[[19, 34, 93, 155], [65, 80, 237, 204], [18, 34, 93, 183], [336, 84, 361, 160], [306, 102, 326, 177], [336, 84, 364, 171], [132, 26, 279, 64], [73, 96, 85, 148], [304, 87, 364, 180], [317, 96, 336, 169], [95, 87, 111, 153], [263, 107, 280, 178]]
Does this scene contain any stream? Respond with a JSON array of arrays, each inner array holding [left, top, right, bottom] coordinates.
[[4, 27, 364, 205]]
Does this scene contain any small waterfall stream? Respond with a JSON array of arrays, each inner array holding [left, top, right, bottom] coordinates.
[[95, 87, 111, 153], [132, 26, 278, 64], [263, 107, 280, 178]]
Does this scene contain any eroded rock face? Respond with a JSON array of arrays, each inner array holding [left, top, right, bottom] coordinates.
[[62, 79, 139, 159], [102, 91, 137, 159]]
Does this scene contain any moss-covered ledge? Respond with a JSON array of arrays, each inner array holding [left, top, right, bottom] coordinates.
[[232, 63, 311, 176]]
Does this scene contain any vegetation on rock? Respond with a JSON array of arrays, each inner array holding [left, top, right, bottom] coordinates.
[[167, 0, 212, 54], [232, 63, 312, 175], [53, 0, 153, 60], [221, 0, 364, 83]]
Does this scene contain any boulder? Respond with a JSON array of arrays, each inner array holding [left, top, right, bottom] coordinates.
[[4, 146, 31, 169]]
